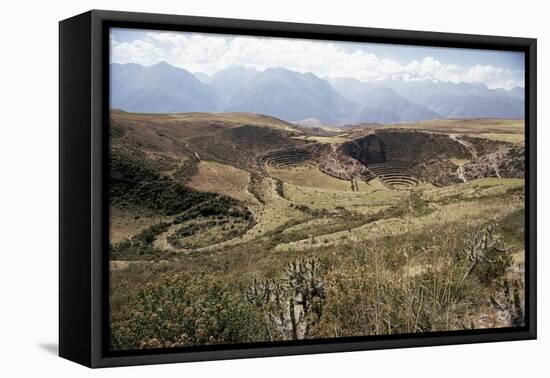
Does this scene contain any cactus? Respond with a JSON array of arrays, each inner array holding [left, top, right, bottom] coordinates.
[[245, 256, 325, 340], [490, 279, 525, 327], [245, 278, 273, 307], [460, 224, 512, 286]]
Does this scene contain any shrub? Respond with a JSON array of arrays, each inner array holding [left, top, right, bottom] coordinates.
[[110, 273, 268, 350], [110, 151, 217, 215]]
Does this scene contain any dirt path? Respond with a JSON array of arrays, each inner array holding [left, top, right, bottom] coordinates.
[[450, 134, 477, 183], [450, 134, 477, 159], [456, 165, 467, 183]]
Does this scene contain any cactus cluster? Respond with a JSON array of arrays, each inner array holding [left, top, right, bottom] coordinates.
[[490, 279, 525, 327], [460, 224, 512, 285], [245, 256, 325, 340]]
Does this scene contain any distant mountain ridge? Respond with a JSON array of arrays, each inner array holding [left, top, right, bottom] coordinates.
[[208, 66, 259, 103], [110, 62, 525, 124], [379, 79, 524, 119], [111, 62, 220, 113], [329, 78, 440, 123], [225, 67, 355, 124]]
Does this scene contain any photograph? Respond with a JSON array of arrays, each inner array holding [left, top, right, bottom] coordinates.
[[107, 27, 527, 351], [1, 0, 546, 375]]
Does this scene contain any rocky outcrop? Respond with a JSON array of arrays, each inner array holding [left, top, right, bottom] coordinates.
[[462, 145, 525, 181]]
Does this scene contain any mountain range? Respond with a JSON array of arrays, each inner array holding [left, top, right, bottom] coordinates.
[[111, 62, 220, 113], [110, 61, 524, 125]]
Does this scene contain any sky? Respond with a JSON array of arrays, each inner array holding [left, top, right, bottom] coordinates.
[[110, 28, 525, 90]]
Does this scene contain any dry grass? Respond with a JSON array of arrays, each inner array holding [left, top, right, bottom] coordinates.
[[275, 197, 521, 252], [291, 135, 352, 144], [283, 180, 403, 212], [475, 133, 525, 144], [111, 110, 298, 137], [110, 208, 171, 244], [449, 158, 471, 166], [381, 118, 524, 134], [422, 177, 524, 202], [187, 161, 256, 203], [267, 165, 357, 192], [109, 113, 526, 350]]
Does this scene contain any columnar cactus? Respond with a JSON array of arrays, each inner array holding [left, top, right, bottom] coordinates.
[[460, 224, 511, 285], [245, 256, 325, 340], [490, 279, 525, 327], [244, 278, 273, 307]]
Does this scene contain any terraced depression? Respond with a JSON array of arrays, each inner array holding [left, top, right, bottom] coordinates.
[[261, 148, 314, 169], [366, 162, 420, 189], [109, 110, 526, 350]]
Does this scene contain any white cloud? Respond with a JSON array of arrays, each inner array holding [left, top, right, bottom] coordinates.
[[110, 39, 165, 66], [402, 57, 523, 90], [110, 31, 524, 90], [462, 64, 524, 90]]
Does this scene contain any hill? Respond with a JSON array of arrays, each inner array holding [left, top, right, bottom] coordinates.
[[109, 111, 526, 350]]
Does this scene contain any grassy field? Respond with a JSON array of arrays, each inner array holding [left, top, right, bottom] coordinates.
[[476, 133, 525, 144], [111, 109, 299, 136], [187, 160, 256, 203], [291, 135, 353, 144], [382, 118, 524, 134], [109, 113, 526, 350], [266, 165, 363, 192]]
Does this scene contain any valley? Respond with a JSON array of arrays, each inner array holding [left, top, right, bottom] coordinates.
[[109, 110, 525, 350]]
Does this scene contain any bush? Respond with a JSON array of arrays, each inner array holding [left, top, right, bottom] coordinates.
[[110, 151, 217, 215], [110, 273, 268, 350], [111, 222, 172, 260]]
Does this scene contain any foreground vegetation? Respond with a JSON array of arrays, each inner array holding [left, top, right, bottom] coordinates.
[[110, 187, 525, 350], [109, 112, 526, 350]]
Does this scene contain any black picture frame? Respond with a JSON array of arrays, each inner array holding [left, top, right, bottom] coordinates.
[[59, 9, 537, 368]]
